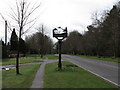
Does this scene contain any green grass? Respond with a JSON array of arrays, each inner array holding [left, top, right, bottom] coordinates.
[[46, 55, 58, 59], [0, 59, 2, 66], [2, 54, 58, 65], [72, 55, 120, 63], [2, 54, 44, 65], [44, 61, 117, 88], [27, 54, 58, 59], [2, 56, 43, 65], [2, 64, 40, 88], [0, 59, 1, 89], [26, 54, 45, 59]]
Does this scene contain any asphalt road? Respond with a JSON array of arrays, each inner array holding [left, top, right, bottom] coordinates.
[[62, 55, 119, 86]]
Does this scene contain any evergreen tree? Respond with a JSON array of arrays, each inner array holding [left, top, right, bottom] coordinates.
[[10, 28, 18, 52]]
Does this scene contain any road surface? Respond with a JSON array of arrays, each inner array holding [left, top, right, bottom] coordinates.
[[62, 55, 119, 86]]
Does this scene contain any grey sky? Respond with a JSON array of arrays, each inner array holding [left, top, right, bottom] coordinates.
[[0, 0, 118, 42]]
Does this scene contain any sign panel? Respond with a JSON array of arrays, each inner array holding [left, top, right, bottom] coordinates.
[[53, 28, 67, 38]]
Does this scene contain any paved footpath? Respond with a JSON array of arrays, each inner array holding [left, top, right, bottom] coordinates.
[[31, 60, 57, 88]]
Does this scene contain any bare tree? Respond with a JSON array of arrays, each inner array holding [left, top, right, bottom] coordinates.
[[10, 0, 40, 74], [36, 24, 47, 58]]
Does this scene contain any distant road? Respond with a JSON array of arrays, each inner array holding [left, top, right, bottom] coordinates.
[[62, 55, 119, 86]]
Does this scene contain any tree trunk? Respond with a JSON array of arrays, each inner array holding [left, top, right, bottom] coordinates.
[[16, 39, 20, 74]]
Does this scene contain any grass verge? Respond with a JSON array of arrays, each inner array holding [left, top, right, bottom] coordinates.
[[2, 64, 40, 88], [44, 61, 117, 88], [71, 55, 119, 63]]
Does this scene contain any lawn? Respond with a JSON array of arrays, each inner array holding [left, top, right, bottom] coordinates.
[[72, 55, 120, 63], [2, 64, 40, 88], [2, 54, 58, 65], [44, 61, 117, 88], [46, 55, 58, 59], [26, 54, 45, 59], [2, 58, 42, 65], [2, 55, 43, 65], [27, 54, 58, 59]]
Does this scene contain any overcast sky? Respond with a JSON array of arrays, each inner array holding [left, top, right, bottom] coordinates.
[[0, 0, 118, 42]]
